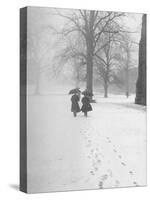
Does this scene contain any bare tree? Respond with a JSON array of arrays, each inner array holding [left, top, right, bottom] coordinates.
[[95, 31, 120, 97], [52, 32, 86, 86], [28, 25, 56, 94], [55, 9, 124, 98], [113, 33, 138, 97], [135, 14, 146, 105]]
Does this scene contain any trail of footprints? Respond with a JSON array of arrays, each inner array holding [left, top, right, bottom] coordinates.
[[81, 129, 139, 188], [106, 136, 138, 185]]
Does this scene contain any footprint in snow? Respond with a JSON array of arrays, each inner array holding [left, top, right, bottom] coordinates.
[[113, 149, 117, 153], [99, 181, 103, 189], [91, 149, 94, 154], [90, 171, 95, 175], [118, 155, 122, 159], [115, 180, 120, 187], [121, 162, 126, 166], [94, 167, 98, 171], [97, 159, 101, 164], [129, 171, 133, 175], [101, 174, 108, 181], [133, 181, 138, 186]]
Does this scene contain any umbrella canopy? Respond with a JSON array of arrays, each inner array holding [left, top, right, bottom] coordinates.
[[82, 89, 93, 97], [68, 88, 81, 95]]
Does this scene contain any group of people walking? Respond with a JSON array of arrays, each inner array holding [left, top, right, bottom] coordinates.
[[70, 90, 93, 117]]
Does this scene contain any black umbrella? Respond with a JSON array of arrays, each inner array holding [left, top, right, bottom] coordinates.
[[68, 88, 81, 95], [82, 90, 93, 97]]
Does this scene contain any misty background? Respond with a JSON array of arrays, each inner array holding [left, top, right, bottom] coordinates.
[[27, 7, 142, 98]]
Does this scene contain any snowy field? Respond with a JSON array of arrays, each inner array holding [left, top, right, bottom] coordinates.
[[27, 94, 146, 193]]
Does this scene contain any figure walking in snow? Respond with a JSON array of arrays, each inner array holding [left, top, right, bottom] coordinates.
[[81, 94, 92, 117], [71, 93, 80, 117]]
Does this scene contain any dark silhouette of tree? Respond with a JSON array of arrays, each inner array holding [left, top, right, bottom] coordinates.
[[135, 14, 146, 105]]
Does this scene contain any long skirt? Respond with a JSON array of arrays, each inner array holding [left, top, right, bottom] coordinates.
[[81, 104, 92, 112], [71, 102, 80, 112]]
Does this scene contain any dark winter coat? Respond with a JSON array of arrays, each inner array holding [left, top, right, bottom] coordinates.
[[81, 96, 92, 113], [71, 94, 80, 113]]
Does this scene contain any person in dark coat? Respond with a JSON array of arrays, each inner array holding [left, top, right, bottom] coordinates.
[[71, 93, 80, 117], [81, 94, 92, 117]]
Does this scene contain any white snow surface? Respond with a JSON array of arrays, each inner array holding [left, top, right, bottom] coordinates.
[[27, 94, 146, 193]]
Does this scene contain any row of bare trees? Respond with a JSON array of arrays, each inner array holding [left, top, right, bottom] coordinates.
[[53, 10, 139, 98], [27, 9, 141, 98]]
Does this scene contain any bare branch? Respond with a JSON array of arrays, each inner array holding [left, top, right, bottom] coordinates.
[[55, 9, 86, 37], [94, 12, 125, 46], [93, 12, 112, 31], [95, 53, 107, 65]]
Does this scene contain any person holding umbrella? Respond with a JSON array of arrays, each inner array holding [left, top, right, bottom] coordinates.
[[69, 88, 81, 117], [81, 90, 93, 117]]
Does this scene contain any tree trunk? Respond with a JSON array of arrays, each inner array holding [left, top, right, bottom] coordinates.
[[86, 35, 94, 96], [85, 11, 95, 97], [135, 14, 146, 105], [125, 68, 129, 98], [75, 64, 80, 88], [104, 80, 108, 98], [86, 52, 93, 94]]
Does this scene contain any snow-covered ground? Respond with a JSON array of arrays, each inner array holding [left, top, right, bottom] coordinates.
[[27, 94, 146, 193]]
